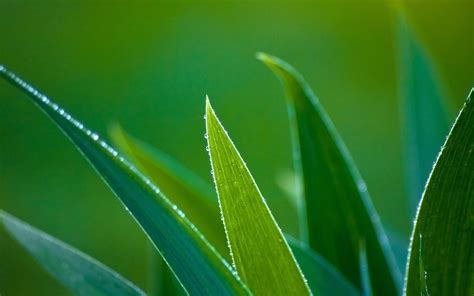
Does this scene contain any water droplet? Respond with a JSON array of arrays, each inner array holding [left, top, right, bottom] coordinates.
[[91, 133, 99, 141], [358, 181, 367, 192], [204, 133, 208, 139]]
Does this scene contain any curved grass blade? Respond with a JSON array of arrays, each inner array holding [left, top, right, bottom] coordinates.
[[110, 126, 218, 296], [109, 125, 227, 256], [111, 126, 359, 296], [0, 210, 145, 296], [404, 89, 474, 296], [358, 241, 372, 296], [257, 53, 401, 295], [205, 98, 311, 295], [287, 236, 360, 296], [146, 244, 185, 296], [0, 67, 250, 296], [396, 16, 450, 217]]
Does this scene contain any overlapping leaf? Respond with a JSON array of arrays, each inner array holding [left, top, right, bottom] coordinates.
[[257, 53, 401, 295], [0, 66, 250, 296], [358, 241, 372, 296], [404, 89, 473, 295], [109, 125, 227, 255], [0, 210, 145, 296], [287, 236, 360, 296], [396, 16, 450, 216], [111, 125, 359, 296], [205, 98, 311, 295]]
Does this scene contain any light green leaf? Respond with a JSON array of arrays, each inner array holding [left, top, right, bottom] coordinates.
[[0, 210, 145, 296], [205, 97, 311, 295], [404, 89, 473, 296], [111, 126, 358, 296], [109, 125, 227, 256], [287, 236, 360, 296], [0, 66, 250, 296], [258, 53, 401, 295], [396, 16, 450, 217]]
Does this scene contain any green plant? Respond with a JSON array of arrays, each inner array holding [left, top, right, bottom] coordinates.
[[0, 20, 472, 296]]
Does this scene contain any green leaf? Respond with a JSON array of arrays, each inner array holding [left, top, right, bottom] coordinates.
[[146, 244, 185, 296], [287, 236, 360, 296], [396, 16, 450, 217], [110, 126, 220, 296], [111, 126, 358, 296], [257, 53, 401, 295], [0, 66, 250, 296], [417, 235, 429, 296], [205, 98, 311, 295], [404, 89, 474, 296], [386, 229, 408, 275], [0, 210, 145, 296], [109, 125, 227, 256], [358, 241, 372, 296]]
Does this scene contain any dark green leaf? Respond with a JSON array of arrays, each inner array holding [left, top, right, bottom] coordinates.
[[206, 98, 311, 295], [146, 244, 185, 296], [287, 236, 360, 296], [396, 16, 450, 217], [358, 241, 372, 296], [0, 66, 250, 296], [386, 229, 408, 275], [111, 125, 360, 296], [404, 89, 473, 296], [109, 125, 227, 256], [258, 53, 401, 295], [0, 210, 145, 296]]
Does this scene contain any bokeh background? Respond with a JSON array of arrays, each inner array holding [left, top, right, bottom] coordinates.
[[0, 1, 472, 295]]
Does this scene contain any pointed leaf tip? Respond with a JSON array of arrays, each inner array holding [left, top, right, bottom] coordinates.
[[1, 69, 250, 295], [256, 52, 284, 72], [261, 54, 401, 295], [205, 101, 311, 295], [205, 96, 212, 112], [255, 52, 270, 62]]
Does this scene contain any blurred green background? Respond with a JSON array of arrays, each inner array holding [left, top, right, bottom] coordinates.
[[0, 1, 472, 295]]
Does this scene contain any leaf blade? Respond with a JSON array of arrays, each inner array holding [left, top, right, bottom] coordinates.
[[109, 125, 227, 256], [257, 53, 401, 295], [396, 16, 450, 217], [358, 241, 372, 296], [0, 210, 145, 296], [287, 236, 360, 296], [205, 98, 311, 295], [112, 126, 361, 296], [0, 67, 249, 296], [404, 89, 474, 296]]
